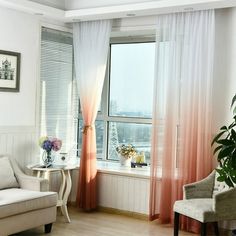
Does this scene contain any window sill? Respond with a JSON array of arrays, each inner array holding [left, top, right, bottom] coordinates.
[[97, 161, 150, 179], [69, 158, 150, 179]]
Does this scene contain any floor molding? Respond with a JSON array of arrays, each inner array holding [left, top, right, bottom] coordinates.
[[68, 202, 148, 220], [97, 206, 149, 221]]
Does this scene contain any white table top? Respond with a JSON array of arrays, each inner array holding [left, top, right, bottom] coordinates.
[[27, 163, 77, 171]]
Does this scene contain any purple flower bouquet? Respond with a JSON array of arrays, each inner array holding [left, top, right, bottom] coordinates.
[[39, 136, 62, 166]]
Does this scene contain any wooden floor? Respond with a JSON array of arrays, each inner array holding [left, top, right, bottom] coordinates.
[[14, 207, 196, 236]]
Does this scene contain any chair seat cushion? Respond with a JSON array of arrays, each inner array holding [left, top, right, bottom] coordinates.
[[174, 198, 217, 222], [0, 188, 57, 219]]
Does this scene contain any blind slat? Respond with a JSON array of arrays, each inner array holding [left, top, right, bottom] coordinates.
[[40, 28, 78, 155]]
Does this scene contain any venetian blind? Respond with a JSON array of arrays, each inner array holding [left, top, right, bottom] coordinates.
[[40, 27, 78, 156]]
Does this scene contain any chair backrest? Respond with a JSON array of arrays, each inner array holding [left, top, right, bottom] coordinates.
[[212, 171, 230, 196]]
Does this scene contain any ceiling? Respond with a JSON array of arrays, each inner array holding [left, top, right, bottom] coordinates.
[[0, 0, 236, 22], [29, 0, 65, 10]]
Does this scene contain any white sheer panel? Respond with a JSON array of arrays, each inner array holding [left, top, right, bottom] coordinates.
[[73, 20, 112, 120], [73, 20, 112, 210], [150, 10, 215, 230]]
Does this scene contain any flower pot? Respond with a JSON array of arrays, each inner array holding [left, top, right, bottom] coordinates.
[[120, 155, 131, 167]]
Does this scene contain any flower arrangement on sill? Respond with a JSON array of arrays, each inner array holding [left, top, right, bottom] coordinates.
[[39, 136, 62, 166], [116, 144, 137, 159]]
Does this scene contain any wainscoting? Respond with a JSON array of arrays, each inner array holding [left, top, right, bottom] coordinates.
[[0, 126, 38, 170], [69, 169, 152, 216], [98, 172, 150, 215]]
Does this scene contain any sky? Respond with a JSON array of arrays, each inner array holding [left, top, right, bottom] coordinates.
[[109, 42, 155, 118]]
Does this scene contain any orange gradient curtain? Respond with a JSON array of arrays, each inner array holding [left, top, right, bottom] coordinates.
[[73, 20, 112, 210], [150, 10, 215, 233]]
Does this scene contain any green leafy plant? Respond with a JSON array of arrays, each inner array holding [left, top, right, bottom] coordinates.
[[212, 94, 236, 187]]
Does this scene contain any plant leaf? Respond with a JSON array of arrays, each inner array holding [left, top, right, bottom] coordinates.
[[231, 94, 236, 109], [231, 129, 236, 141], [216, 139, 235, 146], [213, 145, 223, 155], [220, 126, 228, 131], [225, 177, 234, 188], [218, 146, 235, 160], [211, 131, 226, 146], [217, 175, 225, 182], [229, 122, 236, 129]]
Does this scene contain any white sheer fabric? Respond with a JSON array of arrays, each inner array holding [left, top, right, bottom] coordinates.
[[73, 20, 112, 120], [150, 10, 215, 232], [73, 20, 112, 209]]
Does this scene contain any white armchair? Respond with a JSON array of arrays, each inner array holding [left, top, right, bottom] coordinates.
[[0, 156, 57, 236], [173, 170, 236, 236]]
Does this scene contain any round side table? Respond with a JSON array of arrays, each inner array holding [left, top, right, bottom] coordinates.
[[28, 164, 77, 223]]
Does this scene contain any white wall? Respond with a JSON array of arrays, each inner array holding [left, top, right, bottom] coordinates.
[[0, 7, 40, 127]]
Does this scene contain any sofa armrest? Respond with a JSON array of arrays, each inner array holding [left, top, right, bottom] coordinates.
[[213, 188, 236, 214], [184, 171, 215, 199], [16, 172, 49, 192]]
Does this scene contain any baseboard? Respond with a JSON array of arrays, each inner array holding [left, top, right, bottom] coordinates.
[[68, 202, 148, 220], [97, 206, 149, 221]]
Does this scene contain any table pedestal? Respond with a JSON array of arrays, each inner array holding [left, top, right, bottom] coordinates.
[[35, 167, 73, 223]]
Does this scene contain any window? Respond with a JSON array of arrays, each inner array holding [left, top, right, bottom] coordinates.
[[39, 27, 77, 156], [78, 39, 155, 162], [40, 29, 155, 162]]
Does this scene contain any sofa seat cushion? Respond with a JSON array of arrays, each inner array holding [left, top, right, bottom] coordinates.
[[174, 198, 217, 222], [0, 188, 57, 219]]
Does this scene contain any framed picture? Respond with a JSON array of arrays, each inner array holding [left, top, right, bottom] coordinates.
[[0, 50, 20, 92]]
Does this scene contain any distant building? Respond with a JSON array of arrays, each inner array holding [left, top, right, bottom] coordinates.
[[0, 59, 15, 80]]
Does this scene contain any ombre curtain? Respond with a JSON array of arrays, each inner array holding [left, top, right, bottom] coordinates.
[[73, 20, 112, 210], [150, 10, 215, 233]]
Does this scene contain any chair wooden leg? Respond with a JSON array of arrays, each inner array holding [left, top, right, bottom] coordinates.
[[213, 222, 219, 236], [45, 223, 53, 234], [201, 223, 207, 236], [174, 212, 180, 236]]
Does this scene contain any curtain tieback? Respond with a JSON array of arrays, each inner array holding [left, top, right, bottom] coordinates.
[[82, 125, 94, 134]]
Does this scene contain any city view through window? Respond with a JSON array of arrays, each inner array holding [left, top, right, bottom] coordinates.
[[78, 41, 155, 162]]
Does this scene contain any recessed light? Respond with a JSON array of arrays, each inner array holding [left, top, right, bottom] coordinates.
[[126, 13, 136, 17], [184, 7, 194, 11], [34, 12, 44, 16]]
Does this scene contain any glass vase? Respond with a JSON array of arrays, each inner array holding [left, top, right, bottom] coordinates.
[[42, 150, 54, 167]]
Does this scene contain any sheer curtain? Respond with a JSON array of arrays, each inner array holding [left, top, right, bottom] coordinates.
[[73, 20, 112, 210], [150, 10, 215, 232]]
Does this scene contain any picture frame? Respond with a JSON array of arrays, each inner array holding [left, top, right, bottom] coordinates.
[[0, 50, 20, 92]]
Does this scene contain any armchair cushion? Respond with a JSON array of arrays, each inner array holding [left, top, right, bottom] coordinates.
[[0, 157, 18, 190], [0, 188, 57, 219], [174, 198, 216, 222]]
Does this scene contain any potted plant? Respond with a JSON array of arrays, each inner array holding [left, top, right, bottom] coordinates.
[[116, 144, 137, 167], [212, 94, 236, 187]]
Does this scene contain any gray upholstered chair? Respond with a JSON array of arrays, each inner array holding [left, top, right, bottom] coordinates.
[[173, 170, 236, 236]]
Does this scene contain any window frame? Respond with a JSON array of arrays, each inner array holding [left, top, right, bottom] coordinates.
[[77, 36, 155, 161]]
